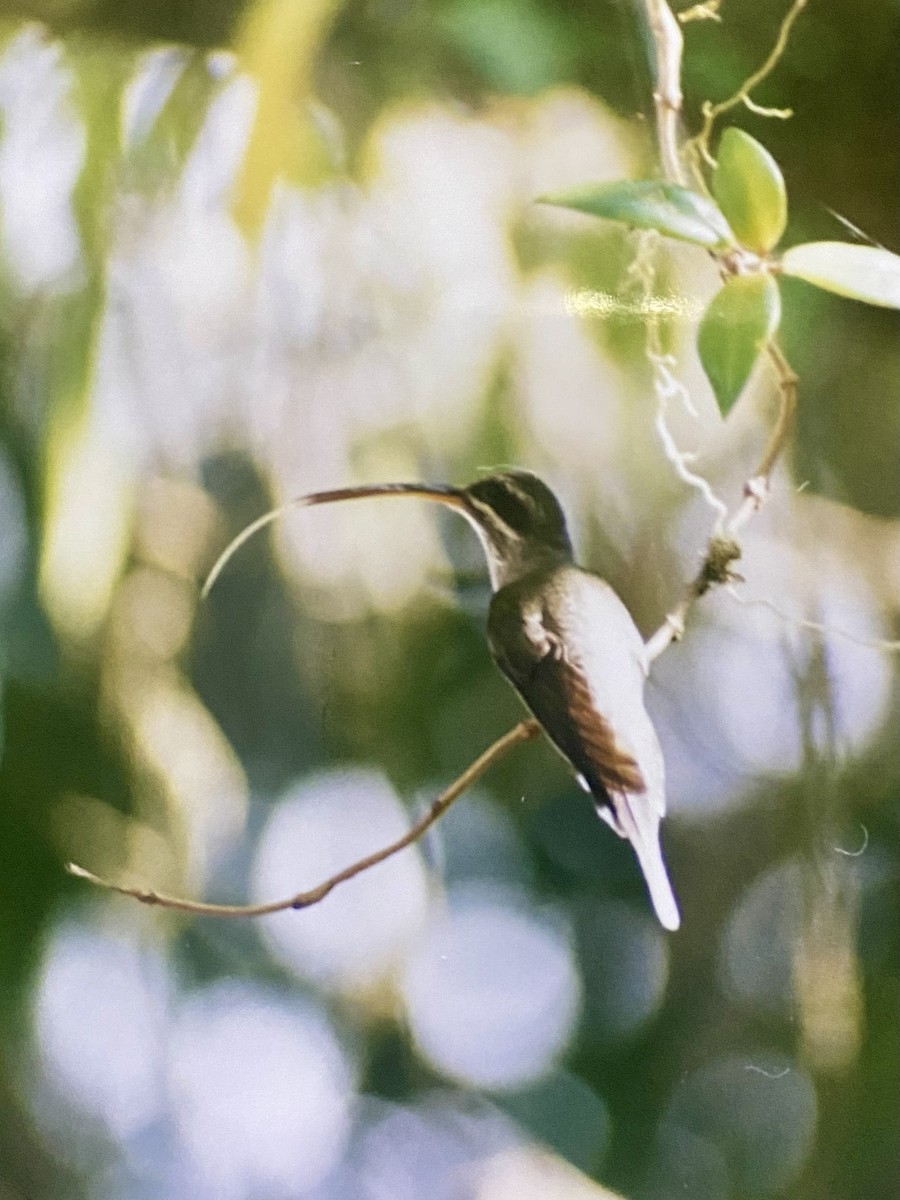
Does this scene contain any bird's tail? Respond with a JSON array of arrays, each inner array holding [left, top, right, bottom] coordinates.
[[615, 797, 681, 931], [632, 827, 681, 931]]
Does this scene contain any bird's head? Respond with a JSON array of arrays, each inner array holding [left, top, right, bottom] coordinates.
[[459, 471, 574, 589]]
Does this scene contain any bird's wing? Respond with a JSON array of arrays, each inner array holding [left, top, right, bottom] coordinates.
[[486, 583, 646, 809], [488, 574, 680, 932]]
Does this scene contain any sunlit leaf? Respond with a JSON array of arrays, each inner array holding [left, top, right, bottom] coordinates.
[[232, 0, 342, 236], [65, 37, 138, 263], [712, 128, 787, 255], [38, 402, 136, 640], [35, 283, 135, 640], [698, 273, 781, 415], [538, 180, 735, 248], [781, 241, 900, 309]]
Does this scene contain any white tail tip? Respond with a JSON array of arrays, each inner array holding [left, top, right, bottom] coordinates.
[[631, 822, 681, 931], [610, 796, 681, 931]]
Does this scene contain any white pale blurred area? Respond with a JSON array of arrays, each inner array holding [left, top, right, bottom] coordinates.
[[32, 921, 172, 1144], [0, 28, 83, 290], [167, 981, 356, 1199], [31, 927, 357, 1198], [648, 488, 899, 817], [313, 1091, 623, 1200], [252, 768, 431, 991], [400, 885, 581, 1090]]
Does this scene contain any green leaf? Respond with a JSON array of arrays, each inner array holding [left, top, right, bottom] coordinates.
[[698, 274, 782, 416], [440, 0, 576, 96], [712, 128, 787, 255], [65, 37, 138, 264], [781, 241, 900, 309], [232, 0, 343, 236], [538, 180, 735, 248]]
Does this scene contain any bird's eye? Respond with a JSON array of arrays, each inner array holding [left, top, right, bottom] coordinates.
[[469, 479, 533, 534]]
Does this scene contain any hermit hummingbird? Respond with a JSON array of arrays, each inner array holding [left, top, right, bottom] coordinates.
[[205, 470, 681, 930]]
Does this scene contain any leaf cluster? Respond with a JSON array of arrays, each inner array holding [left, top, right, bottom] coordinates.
[[541, 126, 900, 415]]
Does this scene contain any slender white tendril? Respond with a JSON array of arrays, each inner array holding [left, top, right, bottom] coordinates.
[[744, 1065, 791, 1080], [627, 231, 729, 530], [724, 586, 900, 653], [650, 350, 729, 531], [833, 824, 869, 858]]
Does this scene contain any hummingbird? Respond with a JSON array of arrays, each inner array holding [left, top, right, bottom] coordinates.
[[205, 470, 680, 930]]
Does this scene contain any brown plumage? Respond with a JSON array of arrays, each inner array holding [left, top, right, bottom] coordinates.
[[559, 657, 647, 797]]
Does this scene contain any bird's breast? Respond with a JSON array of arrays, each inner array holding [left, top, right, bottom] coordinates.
[[541, 568, 664, 795]]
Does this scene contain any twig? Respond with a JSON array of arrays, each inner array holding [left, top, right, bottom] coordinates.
[[726, 338, 798, 535], [685, 0, 808, 167], [644, 534, 743, 661], [67, 720, 541, 917]]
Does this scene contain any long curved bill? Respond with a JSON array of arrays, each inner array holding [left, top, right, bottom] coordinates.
[[201, 483, 469, 599]]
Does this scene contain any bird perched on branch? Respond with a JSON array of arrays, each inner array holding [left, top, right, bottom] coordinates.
[[205, 469, 680, 930]]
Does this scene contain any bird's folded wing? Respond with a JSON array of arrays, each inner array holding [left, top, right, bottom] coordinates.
[[487, 591, 645, 802]]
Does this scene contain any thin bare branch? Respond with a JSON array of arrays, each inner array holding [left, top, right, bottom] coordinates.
[[727, 338, 798, 536], [644, 535, 743, 661], [67, 720, 542, 918]]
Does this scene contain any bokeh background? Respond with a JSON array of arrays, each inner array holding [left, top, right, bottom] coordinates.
[[0, 1, 897, 1197]]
